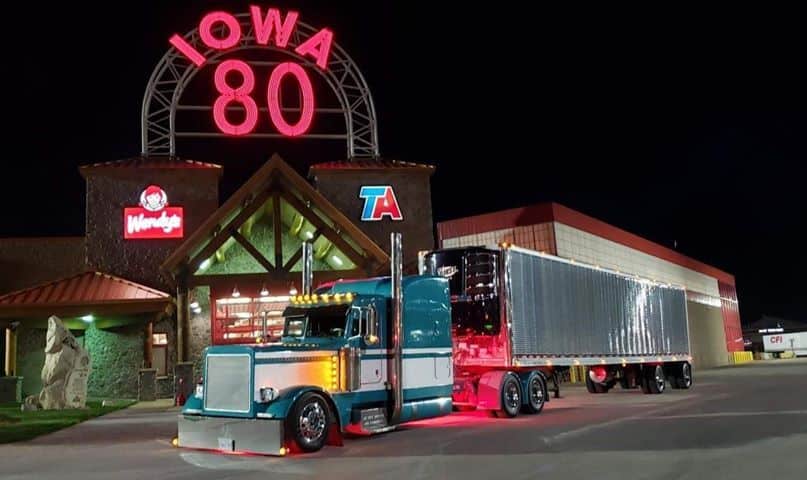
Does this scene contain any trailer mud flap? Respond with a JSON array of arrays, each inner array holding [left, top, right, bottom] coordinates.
[[476, 370, 510, 411], [178, 414, 284, 455]]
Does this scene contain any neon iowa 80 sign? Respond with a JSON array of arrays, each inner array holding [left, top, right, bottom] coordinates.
[[142, 6, 380, 158], [170, 8, 329, 137]]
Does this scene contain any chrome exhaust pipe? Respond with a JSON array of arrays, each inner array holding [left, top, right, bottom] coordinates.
[[302, 241, 313, 295], [389, 233, 403, 424]]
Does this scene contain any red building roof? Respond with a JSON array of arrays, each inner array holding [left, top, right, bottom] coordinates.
[[0, 271, 171, 318], [437, 202, 736, 286], [310, 159, 435, 173], [80, 156, 222, 175]]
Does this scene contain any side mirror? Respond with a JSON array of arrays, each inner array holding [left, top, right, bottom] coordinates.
[[364, 305, 379, 345]]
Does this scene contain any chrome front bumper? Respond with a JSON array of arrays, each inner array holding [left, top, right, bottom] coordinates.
[[178, 414, 285, 456]]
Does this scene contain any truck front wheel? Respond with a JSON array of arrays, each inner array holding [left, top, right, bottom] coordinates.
[[287, 392, 332, 452], [494, 374, 522, 418]]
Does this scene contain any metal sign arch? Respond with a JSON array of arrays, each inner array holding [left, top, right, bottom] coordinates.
[[141, 12, 379, 158]]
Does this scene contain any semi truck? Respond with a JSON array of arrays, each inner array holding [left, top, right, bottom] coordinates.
[[178, 234, 692, 455]]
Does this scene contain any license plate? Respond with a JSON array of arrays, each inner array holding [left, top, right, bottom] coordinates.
[[217, 437, 234, 451]]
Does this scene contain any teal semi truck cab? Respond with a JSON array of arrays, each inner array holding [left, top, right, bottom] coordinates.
[[178, 235, 453, 454]]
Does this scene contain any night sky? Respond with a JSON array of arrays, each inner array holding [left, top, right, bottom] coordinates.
[[3, 2, 804, 325]]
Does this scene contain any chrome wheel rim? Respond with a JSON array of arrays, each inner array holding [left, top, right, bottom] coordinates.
[[505, 381, 520, 411], [682, 363, 692, 387], [298, 401, 326, 444], [530, 378, 544, 408], [655, 366, 665, 391]]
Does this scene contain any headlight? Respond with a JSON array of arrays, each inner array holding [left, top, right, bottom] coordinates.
[[195, 384, 204, 399], [259, 387, 277, 403]]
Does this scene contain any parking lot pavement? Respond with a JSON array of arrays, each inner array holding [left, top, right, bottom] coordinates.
[[2, 359, 806, 480]]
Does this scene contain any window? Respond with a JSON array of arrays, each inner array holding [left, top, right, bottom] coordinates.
[[212, 296, 290, 344], [282, 304, 350, 339]]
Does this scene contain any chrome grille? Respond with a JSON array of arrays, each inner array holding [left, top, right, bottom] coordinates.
[[204, 354, 251, 413]]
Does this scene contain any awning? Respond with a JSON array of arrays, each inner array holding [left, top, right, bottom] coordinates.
[[0, 271, 172, 324]]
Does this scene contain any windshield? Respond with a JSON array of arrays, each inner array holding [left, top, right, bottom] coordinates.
[[281, 304, 351, 339]]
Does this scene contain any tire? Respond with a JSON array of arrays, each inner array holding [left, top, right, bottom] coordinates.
[[674, 362, 693, 389], [641, 365, 666, 394], [493, 374, 521, 418], [286, 392, 331, 452], [522, 374, 547, 414], [585, 370, 609, 394]]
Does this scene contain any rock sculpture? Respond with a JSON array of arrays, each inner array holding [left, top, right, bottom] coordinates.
[[23, 316, 91, 410]]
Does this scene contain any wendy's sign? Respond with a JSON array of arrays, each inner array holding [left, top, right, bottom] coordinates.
[[124, 186, 184, 239]]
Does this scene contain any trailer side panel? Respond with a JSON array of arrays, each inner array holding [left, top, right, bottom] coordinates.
[[507, 249, 689, 357]]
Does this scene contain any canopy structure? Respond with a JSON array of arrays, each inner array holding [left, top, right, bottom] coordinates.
[[0, 271, 172, 325], [162, 154, 389, 289]]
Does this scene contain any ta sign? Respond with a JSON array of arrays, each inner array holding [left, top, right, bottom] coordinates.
[[360, 186, 403, 221], [124, 186, 184, 239], [169, 7, 333, 137]]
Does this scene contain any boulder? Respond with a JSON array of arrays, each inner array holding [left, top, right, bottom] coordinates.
[[26, 316, 92, 410]]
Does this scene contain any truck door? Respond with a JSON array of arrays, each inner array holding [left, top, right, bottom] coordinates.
[[352, 305, 383, 387]]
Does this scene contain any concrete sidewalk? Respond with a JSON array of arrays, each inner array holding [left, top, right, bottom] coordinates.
[[126, 398, 180, 412]]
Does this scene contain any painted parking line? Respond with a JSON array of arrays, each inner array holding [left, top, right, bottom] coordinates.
[[653, 410, 807, 420]]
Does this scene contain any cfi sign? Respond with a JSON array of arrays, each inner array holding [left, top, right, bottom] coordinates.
[[359, 186, 403, 221], [124, 186, 184, 239]]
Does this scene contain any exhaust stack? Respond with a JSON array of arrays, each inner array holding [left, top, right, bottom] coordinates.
[[389, 233, 403, 425], [302, 241, 313, 295]]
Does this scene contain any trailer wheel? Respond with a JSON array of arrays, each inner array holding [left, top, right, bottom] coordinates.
[[673, 362, 693, 389], [585, 371, 609, 394], [522, 374, 547, 414], [641, 365, 666, 394], [287, 392, 331, 452], [494, 374, 521, 418]]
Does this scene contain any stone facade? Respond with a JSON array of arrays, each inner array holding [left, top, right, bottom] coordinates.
[[138, 369, 157, 401], [0, 237, 86, 294], [188, 286, 212, 380], [311, 167, 434, 272], [17, 326, 46, 397], [83, 323, 144, 399], [83, 167, 219, 292]]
